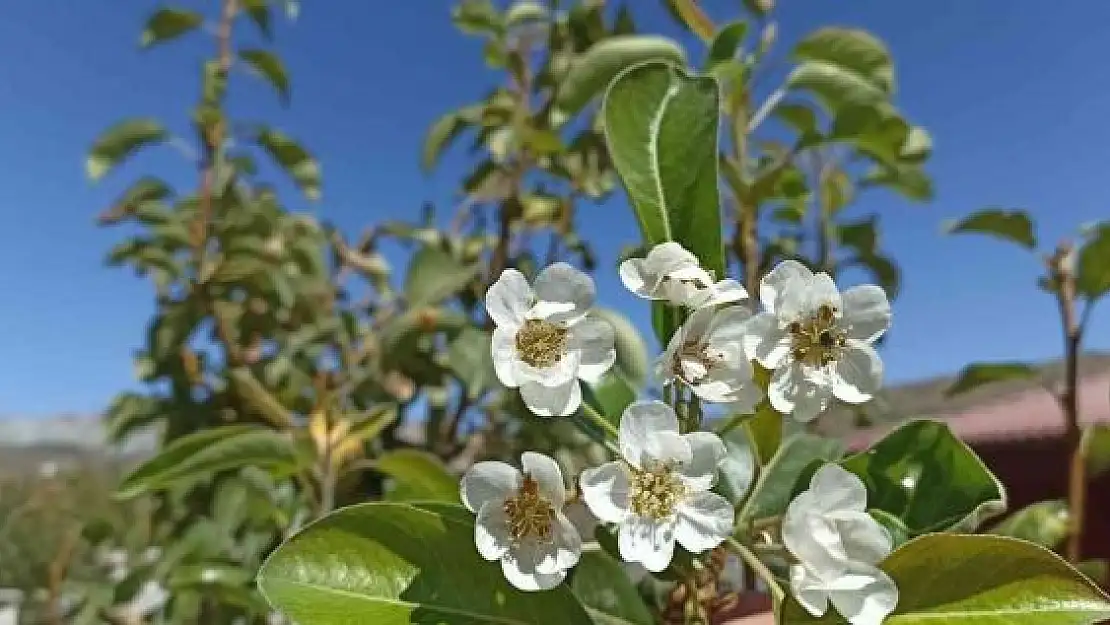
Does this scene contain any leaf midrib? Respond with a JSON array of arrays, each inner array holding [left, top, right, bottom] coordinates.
[[888, 604, 1110, 621], [645, 75, 679, 241]]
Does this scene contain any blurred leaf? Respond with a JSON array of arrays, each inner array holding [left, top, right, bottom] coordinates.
[[404, 245, 480, 308], [590, 308, 648, 384], [787, 61, 887, 111], [452, 0, 503, 36], [838, 216, 878, 255], [783, 534, 1110, 624], [447, 327, 497, 399], [168, 562, 255, 589], [87, 118, 168, 181], [1077, 224, 1110, 300], [258, 502, 593, 623], [571, 550, 653, 625], [946, 361, 1038, 397], [584, 372, 637, 425], [140, 7, 203, 48], [256, 128, 321, 200], [240, 49, 291, 105], [243, 0, 272, 39], [1082, 425, 1110, 478], [613, 4, 636, 35], [1079, 560, 1109, 586], [945, 208, 1036, 250], [841, 419, 1006, 534], [860, 163, 933, 201], [117, 425, 300, 498], [105, 392, 164, 442], [901, 125, 933, 162], [422, 106, 481, 173], [738, 432, 843, 526], [556, 35, 686, 115], [505, 1, 548, 27], [705, 21, 748, 71], [990, 500, 1069, 549], [775, 102, 819, 137], [375, 450, 459, 502], [228, 366, 295, 428], [792, 27, 893, 96]]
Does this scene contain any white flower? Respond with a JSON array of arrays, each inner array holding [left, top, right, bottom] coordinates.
[[783, 464, 898, 625], [460, 452, 582, 591], [657, 305, 764, 413], [579, 401, 734, 572], [744, 260, 890, 422], [619, 242, 747, 309], [486, 264, 616, 417]]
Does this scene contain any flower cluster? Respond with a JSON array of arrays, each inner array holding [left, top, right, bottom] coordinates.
[[466, 243, 897, 623]]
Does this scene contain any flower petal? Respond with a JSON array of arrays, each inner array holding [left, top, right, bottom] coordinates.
[[474, 501, 511, 561], [513, 344, 581, 388], [460, 461, 520, 513], [532, 262, 595, 325], [520, 378, 581, 417], [760, 260, 812, 318], [618, 516, 677, 573], [704, 305, 753, 343], [743, 312, 792, 369], [783, 491, 850, 574], [500, 551, 566, 592], [690, 278, 748, 308], [619, 401, 680, 467], [834, 510, 893, 566], [580, 461, 631, 523], [810, 463, 869, 514], [674, 490, 733, 553], [832, 339, 883, 404], [769, 364, 832, 422], [521, 451, 566, 508], [491, 326, 519, 388], [571, 317, 616, 383], [645, 241, 700, 275], [724, 381, 764, 415], [678, 431, 726, 491], [619, 258, 653, 298], [807, 271, 843, 312], [790, 563, 831, 618], [486, 269, 532, 329], [841, 285, 891, 343], [534, 512, 582, 574], [828, 563, 899, 625]]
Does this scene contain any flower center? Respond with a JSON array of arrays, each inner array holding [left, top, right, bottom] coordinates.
[[673, 341, 723, 383], [515, 318, 569, 368], [787, 304, 847, 367], [502, 475, 556, 542], [629, 461, 686, 520]]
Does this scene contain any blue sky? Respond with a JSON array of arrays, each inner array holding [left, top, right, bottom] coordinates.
[[2, 1, 1109, 417]]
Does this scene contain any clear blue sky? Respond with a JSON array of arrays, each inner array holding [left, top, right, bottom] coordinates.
[[2, 1, 1109, 417]]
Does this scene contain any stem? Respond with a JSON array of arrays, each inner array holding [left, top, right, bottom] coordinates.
[[730, 95, 761, 299], [726, 537, 784, 604], [581, 402, 620, 441]]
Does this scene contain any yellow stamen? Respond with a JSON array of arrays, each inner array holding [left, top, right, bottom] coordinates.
[[515, 318, 569, 368]]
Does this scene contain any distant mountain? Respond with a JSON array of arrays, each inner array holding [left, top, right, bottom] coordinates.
[[0, 413, 157, 456]]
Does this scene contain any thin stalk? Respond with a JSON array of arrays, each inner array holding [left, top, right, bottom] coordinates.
[[581, 402, 620, 442], [726, 536, 784, 604], [1050, 244, 1085, 562]]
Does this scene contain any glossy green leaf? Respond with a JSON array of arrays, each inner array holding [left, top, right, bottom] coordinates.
[[590, 308, 648, 384], [705, 21, 748, 71], [87, 118, 168, 181], [140, 8, 203, 48], [738, 432, 843, 526], [783, 534, 1110, 624], [117, 425, 300, 499], [447, 327, 497, 400], [557, 36, 686, 115], [945, 208, 1036, 249], [240, 49, 291, 105], [793, 27, 893, 94], [604, 61, 725, 279], [1082, 425, 1110, 478], [571, 551, 653, 625], [375, 449, 459, 502], [946, 362, 1038, 397], [841, 419, 1006, 534], [990, 500, 1069, 549], [1077, 224, 1110, 300], [256, 128, 321, 200], [259, 502, 592, 624], [404, 245, 480, 308], [584, 372, 637, 426]]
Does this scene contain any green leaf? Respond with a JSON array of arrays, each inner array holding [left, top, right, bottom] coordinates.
[[375, 449, 459, 502], [240, 49, 291, 105], [117, 425, 300, 499], [590, 308, 648, 384], [256, 128, 321, 200], [447, 327, 497, 400], [583, 372, 637, 425], [841, 419, 1006, 534], [793, 27, 893, 94], [404, 245, 480, 308], [258, 502, 592, 624], [242, 0, 272, 39], [945, 361, 1038, 397], [452, 0, 504, 36], [944, 208, 1036, 250], [860, 163, 933, 201], [571, 551, 653, 625], [140, 7, 203, 48], [738, 432, 843, 526], [505, 1, 548, 27], [228, 366, 295, 428], [990, 500, 1069, 549], [705, 21, 748, 71], [1077, 224, 1110, 299], [1082, 425, 1110, 478], [783, 534, 1110, 624], [787, 61, 887, 111], [741, 401, 782, 466], [603, 61, 725, 280], [87, 118, 168, 181], [557, 35, 686, 116]]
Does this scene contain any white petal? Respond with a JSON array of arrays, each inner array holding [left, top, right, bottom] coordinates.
[[513, 346, 581, 388], [500, 551, 566, 592], [486, 269, 532, 329], [769, 364, 832, 422], [532, 262, 595, 325], [690, 279, 748, 308], [460, 461, 520, 513], [535, 512, 582, 574], [807, 272, 843, 312], [832, 340, 883, 404], [491, 326, 519, 388], [724, 382, 764, 416], [645, 241, 700, 275], [571, 317, 616, 383], [743, 312, 792, 369], [521, 451, 566, 507], [678, 431, 726, 491], [790, 563, 831, 618], [520, 378, 581, 417], [783, 491, 850, 574], [828, 564, 899, 625], [580, 461, 631, 523], [474, 501, 511, 561], [619, 258, 654, 298], [674, 490, 733, 553], [704, 305, 753, 344], [618, 516, 677, 572], [834, 510, 893, 566], [760, 260, 812, 317], [841, 285, 891, 343], [810, 463, 869, 514], [644, 431, 693, 467], [619, 401, 680, 466]]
